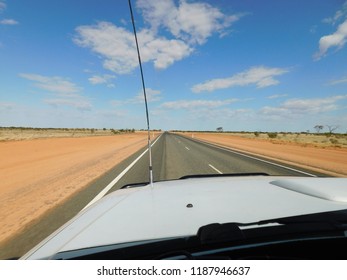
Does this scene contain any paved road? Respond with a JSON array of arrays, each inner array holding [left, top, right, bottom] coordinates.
[[107, 131, 322, 193], [0, 132, 325, 259]]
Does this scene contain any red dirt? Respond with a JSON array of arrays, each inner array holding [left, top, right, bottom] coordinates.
[[0, 133, 148, 243]]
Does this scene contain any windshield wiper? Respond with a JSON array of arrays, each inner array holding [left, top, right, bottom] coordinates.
[[120, 173, 269, 189], [197, 209, 347, 245], [180, 172, 269, 179]]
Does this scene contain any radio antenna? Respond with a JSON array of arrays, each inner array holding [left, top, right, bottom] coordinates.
[[128, 0, 154, 186]]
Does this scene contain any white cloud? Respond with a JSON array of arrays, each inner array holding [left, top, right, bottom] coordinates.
[[188, 107, 252, 122], [323, 1, 347, 25], [267, 94, 288, 99], [160, 98, 238, 110], [19, 73, 91, 110], [192, 66, 289, 93], [133, 88, 162, 103], [281, 96, 346, 114], [88, 74, 116, 87], [0, 101, 14, 110], [74, 22, 192, 74], [0, 19, 18, 25], [111, 88, 162, 107], [329, 75, 347, 85], [314, 19, 347, 60], [0, 2, 19, 25], [260, 95, 347, 118], [137, 0, 243, 45], [74, 1, 243, 74], [0, 1, 6, 12], [19, 73, 82, 95], [44, 99, 92, 111]]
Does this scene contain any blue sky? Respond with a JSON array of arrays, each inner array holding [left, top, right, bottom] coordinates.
[[0, 0, 347, 132]]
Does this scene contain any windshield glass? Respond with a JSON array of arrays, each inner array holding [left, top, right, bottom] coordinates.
[[0, 0, 346, 260]]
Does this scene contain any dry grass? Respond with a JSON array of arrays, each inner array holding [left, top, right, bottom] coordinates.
[[209, 132, 347, 149], [0, 127, 137, 141]]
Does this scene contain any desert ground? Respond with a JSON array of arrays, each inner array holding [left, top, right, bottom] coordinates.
[[0, 129, 346, 253], [0, 131, 150, 246]]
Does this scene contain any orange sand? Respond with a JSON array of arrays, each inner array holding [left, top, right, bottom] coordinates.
[[0, 133, 147, 243]]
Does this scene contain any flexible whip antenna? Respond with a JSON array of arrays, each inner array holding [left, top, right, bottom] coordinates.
[[128, 0, 154, 186]]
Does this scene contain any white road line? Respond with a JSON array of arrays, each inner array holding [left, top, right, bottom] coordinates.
[[82, 134, 162, 210], [209, 164, 223, 174], [185, 146, 190, 150], [190, 138, 317, 177]]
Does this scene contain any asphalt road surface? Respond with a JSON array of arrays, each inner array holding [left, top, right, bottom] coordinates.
[[1, 132, 325, 259]]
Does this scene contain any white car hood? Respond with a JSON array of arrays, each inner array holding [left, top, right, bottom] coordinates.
[[22, 176, 347, 259]]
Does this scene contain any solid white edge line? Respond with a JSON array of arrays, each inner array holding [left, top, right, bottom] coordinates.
[[186, 136, 317, 177], [81, 134, 162, 210], [208, 164, 223, 174]]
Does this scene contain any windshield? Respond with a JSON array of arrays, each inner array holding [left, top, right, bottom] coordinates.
[[0, 0, 347, 261]]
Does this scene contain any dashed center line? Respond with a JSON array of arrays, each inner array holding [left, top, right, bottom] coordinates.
[[208, 164, 223, 174], [185, 146, 190, 150]]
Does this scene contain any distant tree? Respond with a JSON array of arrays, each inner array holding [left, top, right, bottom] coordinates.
[[314, 125, 324, 133], [326, 125, 339, 134], [267, 132, 278, 139], [216, 127, 223, 132]]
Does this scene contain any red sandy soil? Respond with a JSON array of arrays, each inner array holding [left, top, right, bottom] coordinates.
[[186, 133, 347, 177], [0, 133, 148, 244]]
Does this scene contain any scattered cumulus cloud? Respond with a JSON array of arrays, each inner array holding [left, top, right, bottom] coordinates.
[[323, 1, 347, 25], [314, 2, 347, 60], [19, 73, 91, 110], [260, 95, 347, 119], [73, 1, 243, 74], [74, 22, 192, 74], [0, 1, 19, 25], [88, 74, 116, 87], [329, 75, 347, 85], [191, 66, 289, 93], [133, 88, 162, 103], [0, 1, 6, 12], [137, 0, 244, 45], [267, 94, 288, 99], [44, 99, 92, 111], [111, 87, 162, 106], [187, 107, 252, 122], [0, 19, 18, 25], [314, 19, 347, 60], [160, 98, 238, 110], [19, 73, 82, 95]]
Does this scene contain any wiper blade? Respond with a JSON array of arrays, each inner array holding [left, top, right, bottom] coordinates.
[[197, 209, 347, 245], [253, 209, 347, 226], [180, 172, 269, 179], [120, 172, 269, 188]]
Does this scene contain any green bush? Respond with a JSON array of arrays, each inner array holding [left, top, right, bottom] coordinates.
[[267, 132, 278, 139]]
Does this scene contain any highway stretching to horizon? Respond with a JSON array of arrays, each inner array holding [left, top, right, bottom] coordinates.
[[113, 131, 320, 186], [1, 132, 325, 259]]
